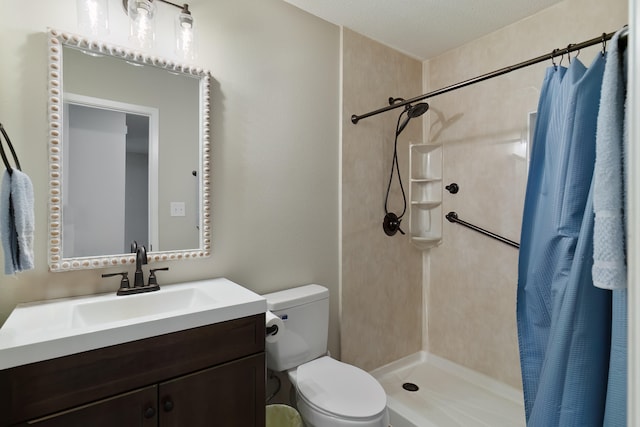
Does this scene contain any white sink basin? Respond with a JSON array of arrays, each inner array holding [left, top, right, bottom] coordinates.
[[0, 278, 266, 370], [71, 287, 217, 328]]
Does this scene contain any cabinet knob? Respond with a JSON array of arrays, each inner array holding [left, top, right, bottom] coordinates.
[[144, 406, 156, 419], [163, 398, 174, 412]]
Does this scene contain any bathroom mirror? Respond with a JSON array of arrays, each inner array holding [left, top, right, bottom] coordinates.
[[47, 29, 211, 271]]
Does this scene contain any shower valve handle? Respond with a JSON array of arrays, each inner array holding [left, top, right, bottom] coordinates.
[[383, 212, 404, 236]]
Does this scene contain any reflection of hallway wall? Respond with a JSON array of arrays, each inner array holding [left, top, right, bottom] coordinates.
[[125, 151, 149, 252], [65, 104, 126, 257], [341, 28, 424, 371]]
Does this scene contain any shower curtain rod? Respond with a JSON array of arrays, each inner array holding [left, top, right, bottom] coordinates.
[[351, 29, 625, 124], [446, 212, 520, 249]]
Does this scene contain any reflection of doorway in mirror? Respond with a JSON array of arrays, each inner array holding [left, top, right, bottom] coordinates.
[[63, 94, 159, 258], [125, 114, 150, 252]]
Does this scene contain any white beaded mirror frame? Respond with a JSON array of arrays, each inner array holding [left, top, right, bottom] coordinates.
[[47, 28, 212, 272]]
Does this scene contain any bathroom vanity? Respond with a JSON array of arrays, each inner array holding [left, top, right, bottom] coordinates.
[[0, 279, 267, 427], [7, 29, 266, 425]]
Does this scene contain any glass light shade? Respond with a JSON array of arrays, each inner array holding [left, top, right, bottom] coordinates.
[[128, 0, 157, 50], [175, 8, 195, 61], [76, 0, 109, 36]]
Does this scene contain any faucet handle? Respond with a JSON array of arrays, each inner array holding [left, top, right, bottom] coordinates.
[[102, 272, 131, 294], [148, 267, 169, 287]]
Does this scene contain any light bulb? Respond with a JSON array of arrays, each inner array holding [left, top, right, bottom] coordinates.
[[129, 0, 156, 49], [178, 7, 193, 29], [76, 0, 109, 36], [175, 6, 195, 60]]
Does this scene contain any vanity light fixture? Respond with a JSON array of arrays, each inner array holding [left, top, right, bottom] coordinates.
[[123, 0, 196, 60]]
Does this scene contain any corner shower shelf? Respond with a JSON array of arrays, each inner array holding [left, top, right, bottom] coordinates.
[[409, 143, 443, 249], [411, 177, 440, 183], [410, 235, 442, 245], [411, 200, 442, 209]]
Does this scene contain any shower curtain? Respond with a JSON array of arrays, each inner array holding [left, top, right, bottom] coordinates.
[[517, 28, 628, 427]]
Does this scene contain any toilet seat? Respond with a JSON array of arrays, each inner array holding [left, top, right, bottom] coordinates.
[[295, 356, 387, 420]]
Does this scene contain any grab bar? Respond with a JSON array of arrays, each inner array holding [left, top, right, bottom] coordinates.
[[445, 211, 520, 249]]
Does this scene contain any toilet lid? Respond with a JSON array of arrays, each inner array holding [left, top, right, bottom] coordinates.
[[296, 357, 387, 419]]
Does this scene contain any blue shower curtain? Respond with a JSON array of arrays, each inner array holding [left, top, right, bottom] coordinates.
[[517, 52, 615, 426]]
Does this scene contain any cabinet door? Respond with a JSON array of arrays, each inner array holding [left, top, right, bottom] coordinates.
[[159, 353, 265, 427], [22, 385, 157, 427]]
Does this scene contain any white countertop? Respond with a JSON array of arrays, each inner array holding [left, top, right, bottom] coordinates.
[[0, 277, 267, 370]]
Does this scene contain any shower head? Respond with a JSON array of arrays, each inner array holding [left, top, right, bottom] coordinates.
[[408, 102, 430, 118], [397, 102, 429, 135]]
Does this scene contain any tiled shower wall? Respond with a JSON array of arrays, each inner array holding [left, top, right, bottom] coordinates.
[[426, 0, 628, 388], [341, 29, 424, 371]]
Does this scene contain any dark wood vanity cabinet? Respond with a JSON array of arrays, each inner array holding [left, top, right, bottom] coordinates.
[[16, 385, 159, 427], [158, 353, 264, 426], [0, 314, 266, 427]]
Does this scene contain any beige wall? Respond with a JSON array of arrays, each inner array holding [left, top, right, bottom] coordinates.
[[341, 28, 423, 371], [425, 0, 628, 387], [1, 0, 630, 390], [0, 0, 341, 356]]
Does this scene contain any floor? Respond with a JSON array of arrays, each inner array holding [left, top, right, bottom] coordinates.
[[371, 352, 526, 427]]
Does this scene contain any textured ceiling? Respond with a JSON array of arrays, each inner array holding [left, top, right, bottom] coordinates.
[[282, 0, 564, 60]]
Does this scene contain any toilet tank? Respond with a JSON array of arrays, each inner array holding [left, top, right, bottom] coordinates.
[[263, 284, 329, 372]]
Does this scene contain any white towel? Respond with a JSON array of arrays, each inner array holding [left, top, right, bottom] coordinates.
[[593, 28, 627, 290], [1, 169, 35, 275]]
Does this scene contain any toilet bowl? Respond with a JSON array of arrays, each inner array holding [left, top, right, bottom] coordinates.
[[263, 285, 389, 427], [289, 356, 388, 427]]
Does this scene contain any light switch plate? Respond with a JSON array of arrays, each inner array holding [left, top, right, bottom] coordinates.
[[170, 202, 186, 217]]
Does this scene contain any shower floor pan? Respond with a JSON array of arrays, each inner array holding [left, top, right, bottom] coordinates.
[[371, 352, 525, 427]]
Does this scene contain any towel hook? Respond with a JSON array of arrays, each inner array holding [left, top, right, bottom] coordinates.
[[0, 123, 21, 176], [601, 32, 607, 56]]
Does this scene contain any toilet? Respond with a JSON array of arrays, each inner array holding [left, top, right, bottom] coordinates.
[[264, 284, 389, 427]]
